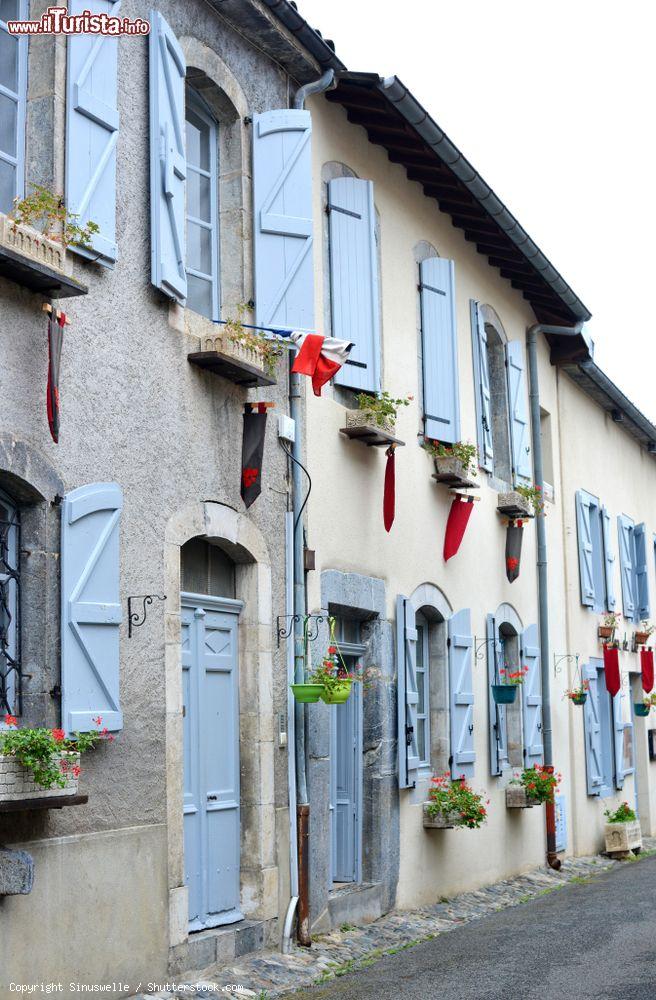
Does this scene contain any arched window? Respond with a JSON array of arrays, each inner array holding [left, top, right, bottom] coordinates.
[[185, 87, 220, 321], [0, 489, 20, 718], [484, 319, 512, 484], [180, 537, 235, 599]]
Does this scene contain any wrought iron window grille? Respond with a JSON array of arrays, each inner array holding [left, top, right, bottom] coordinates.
[[0, 507, 21, 717]]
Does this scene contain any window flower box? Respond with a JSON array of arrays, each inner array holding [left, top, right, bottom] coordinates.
[[0, 213, 87, 298], [505, 786, 536, 809], [340, 410, 405, 448], [188, 329, 277, 388], [422, 803, 457, 829], [0, 752, 80, 804], [497, 491, 534, 519], [604, 820, 642, 857], [432, 455, 478, 490]]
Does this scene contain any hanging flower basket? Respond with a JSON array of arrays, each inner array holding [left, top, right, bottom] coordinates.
[[321, 680, 353, 705], [571, 692, 587, 706], [634, 702, 651, 718], [565, 680, 589, 706], [290, 683, 325, 704], [492, 684, 518, 705]]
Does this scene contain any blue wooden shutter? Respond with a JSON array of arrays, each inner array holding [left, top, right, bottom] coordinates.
[[486, 613, 508, 776], [419, 257, 460, 444], [0, 0, 27, 214], [449, 608, 475, 780], [396, 595, 419, 787], [253, 110, 314, 333], [634, 522, 650, 620], [521, 624, 543, 766], [65, 0, 120, 266], [613, 687, 634, 790], [149, 9, 187, 302], [470, 301, 493, 472], [601, 505, 616, 612], [505, 340, 532, 485], [575, 490, 596, 608], [61, 483, 123, 735], [329, 177, 380, 393], [583, 662, 603, 795], [618, 514, 636, 620]]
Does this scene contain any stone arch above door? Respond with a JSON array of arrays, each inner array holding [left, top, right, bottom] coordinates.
[[164, 501, 275, 949]]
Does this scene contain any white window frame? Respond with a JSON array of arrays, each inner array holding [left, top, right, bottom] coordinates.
[[0, 0, 28, 214], [415, 612, 431, 769], [184, 87, 220, 321]]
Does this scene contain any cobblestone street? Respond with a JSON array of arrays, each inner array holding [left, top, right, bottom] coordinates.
[[130, 842, 656, 999]]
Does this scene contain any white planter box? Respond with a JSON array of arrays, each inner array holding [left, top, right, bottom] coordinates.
[[200, 330, 269, 376], [506, 786, 537, 809], [604, 820, 642, 856], [345, 410, 395, 436], [0, 752, 79, 802], [497, 491, 534, 519], [422, 803, 458, 829], [0, 214, 72, 277]]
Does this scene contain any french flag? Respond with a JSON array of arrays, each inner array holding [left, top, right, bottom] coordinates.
[[290, 332, 354, 396]]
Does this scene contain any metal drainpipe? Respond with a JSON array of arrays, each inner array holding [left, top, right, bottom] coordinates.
[[287, 67, 336, 949], [526, 321, 583, 870]]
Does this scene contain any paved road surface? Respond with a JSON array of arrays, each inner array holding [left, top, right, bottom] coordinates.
[[296, 856, 656, 1000]]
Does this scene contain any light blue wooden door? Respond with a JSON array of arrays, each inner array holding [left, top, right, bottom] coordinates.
[[182, 594, 243, 931], [330, 681, 362, 883]]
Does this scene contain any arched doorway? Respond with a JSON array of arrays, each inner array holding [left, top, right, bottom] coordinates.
[[181, 537, 243, 931]]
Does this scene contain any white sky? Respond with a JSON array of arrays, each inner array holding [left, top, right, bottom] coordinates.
[[298, 0, 655, 421]]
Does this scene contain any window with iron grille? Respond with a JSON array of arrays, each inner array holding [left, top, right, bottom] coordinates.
[[0, 488, 20, 718]]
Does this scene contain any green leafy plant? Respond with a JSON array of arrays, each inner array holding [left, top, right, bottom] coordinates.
[[511, 765, 561, 804], [516, 483, 545, 515], [564, 680, 589, 703], [498, 665, 529, 686], [223, 303, 283, 377], [425, 772, 488, 829], [0, 714, 114, 789], [605, 801, 637, 823], [354, 390, 412, 428], [602, 612, 620, 629], [423, 439, 478, 479], [636, 620, 655, 637], [10, 186, 99, 250]]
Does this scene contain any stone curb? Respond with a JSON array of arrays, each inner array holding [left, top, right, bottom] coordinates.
[[131, 840, 656, 999]]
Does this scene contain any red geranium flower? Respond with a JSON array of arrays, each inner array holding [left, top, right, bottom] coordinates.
[[52, 728, 65, 743], [4, 714, 18, 727]]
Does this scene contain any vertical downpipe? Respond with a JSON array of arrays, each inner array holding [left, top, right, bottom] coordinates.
[[526, 325, 560, 870]]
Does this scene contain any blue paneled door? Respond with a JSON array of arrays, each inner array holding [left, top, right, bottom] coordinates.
[[330, 680, 363, 883], [182, 594, 243, 931]]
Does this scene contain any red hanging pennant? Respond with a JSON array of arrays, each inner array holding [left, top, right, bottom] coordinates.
[[603, 644, 621, 697], [383, 445, 395, 532], [641, 648, 654, 693], [46, 311, 66, 443], [443, 495, 474, 561]]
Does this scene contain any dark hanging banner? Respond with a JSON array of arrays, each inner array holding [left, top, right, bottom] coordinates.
[[505, 520, 524, 582], [641, 648, 654, 693], [443, 495, 474, 561], [47, 311, 66, 443], [241, 402, 268, 508], [603, 644, 621, 697], [383, 444, 396, 533]]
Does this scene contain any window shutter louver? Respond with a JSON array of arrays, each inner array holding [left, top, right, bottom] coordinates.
[[61, 483, 123, 735], [419, 257, 460, 444], [329, 177, 380, 393], [486, 613, 508, 776], [575, 490, 596, 608], [505, 340, 532, 485], [253, 110, 314, 332], [396, 595, 419, 787], [65, 0, 120, 266], [449, 608, 475, 780], [149, 9, 187, 302], [470, 300, 494, 472], [583, 663, 603, 795], [618, 515, 636, 620], [634, 522, 650, 620], [521, 624, 544, 766], [613, 688, 634, 790], [601, 505, 616, 612]]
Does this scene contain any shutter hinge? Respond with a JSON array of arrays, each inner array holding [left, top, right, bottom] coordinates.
[[243, 115, 252, 125], [49, 684, 61, 700], [405, 724, 414, 747]]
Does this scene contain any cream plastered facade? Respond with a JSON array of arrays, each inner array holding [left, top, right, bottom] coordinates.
[[303, 93, 656, 909]]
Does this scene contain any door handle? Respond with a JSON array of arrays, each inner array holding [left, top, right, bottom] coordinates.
[[207, 794, 218, 801]]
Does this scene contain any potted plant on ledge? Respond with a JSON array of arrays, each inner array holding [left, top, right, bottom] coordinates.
[[497, 483, 543, 519], [423, 772, 488, 829], [506, 764, 561, 809], [0, 714, 113, 805], [340, 391, 411, 447], [492, 664, 528, 704], [634, 620, 654, 647], [604, 801, 642, 858], [599, 612, 620, 642], [424, 440, 478, 488]]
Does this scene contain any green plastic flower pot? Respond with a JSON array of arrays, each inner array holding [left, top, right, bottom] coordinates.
[[571, 693, 587, 706], [290, 683, 325, 704], [634, 702, 651, 717], [320, 680, 352, 705], [492, 684, 518, 705]]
